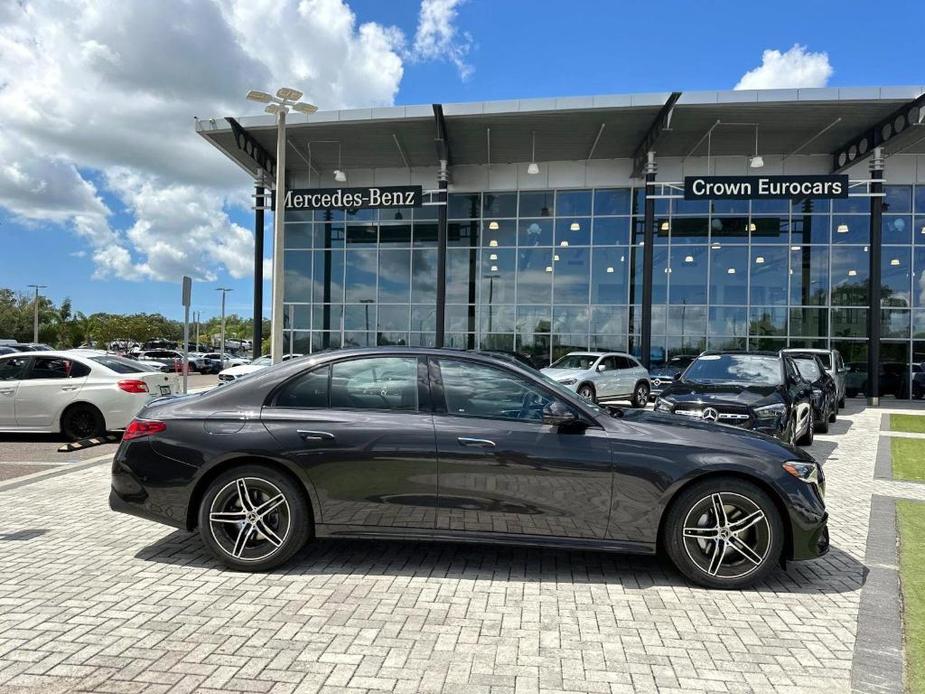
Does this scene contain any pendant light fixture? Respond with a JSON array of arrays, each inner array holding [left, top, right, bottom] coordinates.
[[749, 124, 764, 168], [527, 131, 540, 175]]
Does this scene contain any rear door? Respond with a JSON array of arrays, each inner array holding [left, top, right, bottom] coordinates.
[[0, 356, 30, 427], [613, 356, 635, 396], [595, 356, 620, 398], [261, 355, 438, 530], [15, 356, 89, 429]]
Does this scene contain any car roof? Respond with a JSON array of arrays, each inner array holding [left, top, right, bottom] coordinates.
[[699, 350, 781, 357], [782, 348, 830, 354]]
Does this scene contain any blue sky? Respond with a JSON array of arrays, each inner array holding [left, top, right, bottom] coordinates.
[[1, 0, 923, 321]]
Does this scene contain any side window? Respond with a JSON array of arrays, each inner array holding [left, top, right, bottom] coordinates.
[[437, 358, 556, 422], [626, 357, 642, 370], [0, 357, 29, 381], [331, 357, 419, 411], [614, 356, 631, 370], [70, 362, 91, 378], [28, 357, 75, 380], [275, 365, 330, 408], [599, 356, 617, 372]]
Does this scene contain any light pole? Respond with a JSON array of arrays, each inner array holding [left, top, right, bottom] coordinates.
[[245, 87, 317, 364], [216, 288, 232, 368], [27, 284, 47, 344]]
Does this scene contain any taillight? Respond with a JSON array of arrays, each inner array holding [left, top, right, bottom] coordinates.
[[123, 419, 166, 440], [118, 379, 149, 393]]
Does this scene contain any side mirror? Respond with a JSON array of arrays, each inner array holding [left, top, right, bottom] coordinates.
[[543, 400, 581, 428], [673, 372, 683, 381], [596, 363, 607, 372]]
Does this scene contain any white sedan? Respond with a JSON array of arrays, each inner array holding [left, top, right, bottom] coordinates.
[[0, 351, 180, 440], [217, 353, 302, 383]]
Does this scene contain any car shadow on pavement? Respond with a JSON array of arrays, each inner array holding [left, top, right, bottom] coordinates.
[[137, 530, 866, 595]]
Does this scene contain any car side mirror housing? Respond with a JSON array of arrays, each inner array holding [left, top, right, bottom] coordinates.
[[673, 372, 683, 381], [596, 364, 607, 372], [542, 400, 582, 429]]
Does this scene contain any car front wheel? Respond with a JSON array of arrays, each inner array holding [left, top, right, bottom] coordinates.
[[631, 382, 649, 408], [663, 478, 784, 589], [198, 465, 311, 571], [577, 383, 596, 402]]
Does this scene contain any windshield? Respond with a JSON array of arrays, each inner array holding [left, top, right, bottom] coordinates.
[[252, 356, 272, 366], [90, 355, 145, 374], [684, 354, 782, 386], [794, 358, 821, 381], [548, 354, 598, 370]]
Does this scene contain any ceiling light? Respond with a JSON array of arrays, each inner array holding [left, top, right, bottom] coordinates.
[[890, 258, 901, 266], [489, 240, 498, 247], [489, 253, 497, 260], [837, 223, 849, 233], [560, 240, 569, 247], [246, 90, 274, 103], [665, 267, 672, 274], [755, 256, 765, 264], [545, 265, 553, 272], [488, 221, 499, 230], [527, 131, 540, 175], [490, 265, 498, 272], [711, 243, 721, 250], [791, 245, 800, 251], [333, 169, 347, 182], [789, 269, 794, 275], [684, 255, 694, 263], [276, 87, 304, 101], [660, 221, 669, 231], [848, 269, 857, 277], [553, 254, 560, 261], [606, 266, 614, 273], [620, 255, 625, 262], [727, 268, 736, 274], [748, 223, 757, 232], [921, 225, 925, 235], [570, 222, 581, 231]]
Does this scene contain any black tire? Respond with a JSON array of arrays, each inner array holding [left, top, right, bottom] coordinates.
[[632, 381, 650, 408], [577, 383, 596, 402], [663, 477, 784, 589], [60, 404, 105, 441], [838, 395, 846, 408], [797, 408, 814, 446], [815, 410, 830, 434], [828, 403, 837, 424], [198, 465, 311, 571]]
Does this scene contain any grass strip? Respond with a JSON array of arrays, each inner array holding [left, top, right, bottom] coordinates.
[[898, 500, 925, 693], [892, 414, 925, 434], [892, 437, 925, 482]]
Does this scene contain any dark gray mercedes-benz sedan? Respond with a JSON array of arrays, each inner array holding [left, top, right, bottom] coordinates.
[[110, 347, 828, 589]]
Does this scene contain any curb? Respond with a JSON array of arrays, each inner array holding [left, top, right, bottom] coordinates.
[[880, 412, 891, 433], [0, 453, 113, 492], [875, 435, 894, 480], [851, 495, 904, 693]]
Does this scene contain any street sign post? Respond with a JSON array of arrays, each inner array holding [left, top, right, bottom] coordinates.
[[181, 276, 192, 394]]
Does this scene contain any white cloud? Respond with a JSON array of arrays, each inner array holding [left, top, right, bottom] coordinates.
[[734, 44, 833, 90], [412, 0, 473, 80], [0, 0, 468, 287]]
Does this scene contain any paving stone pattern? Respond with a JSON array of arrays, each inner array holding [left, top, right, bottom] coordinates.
[[2, 403, 924, 693]]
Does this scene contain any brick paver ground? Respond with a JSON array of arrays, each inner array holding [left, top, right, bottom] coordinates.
[[1, 402, 924, 693]]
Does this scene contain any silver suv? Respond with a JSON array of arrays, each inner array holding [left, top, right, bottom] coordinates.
[[782, 348, 848, 408], [541, 351, 651, 407]]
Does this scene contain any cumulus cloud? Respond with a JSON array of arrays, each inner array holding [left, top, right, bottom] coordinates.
[[734, 44, 833, 90], [0, 0, 470, 285], [412, 0, 473, 80]]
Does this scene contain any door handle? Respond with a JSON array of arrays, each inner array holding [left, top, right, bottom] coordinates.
[[0, 389, 13, 396], [297, 430, 335, 441], [457, 437, 495, 448], [61, 385, 78, 391]]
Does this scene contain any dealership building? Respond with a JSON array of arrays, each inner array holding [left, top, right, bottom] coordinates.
[[198, 85, 925, 397]]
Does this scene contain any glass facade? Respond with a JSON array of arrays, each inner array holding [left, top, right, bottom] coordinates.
[[282, 184, 925, 395]]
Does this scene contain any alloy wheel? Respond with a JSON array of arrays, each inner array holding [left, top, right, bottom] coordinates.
[[681, 492, 772, 580], [208, 477, 291, 562], [577, 384, 595, 401], [634, 383, 649, 407]]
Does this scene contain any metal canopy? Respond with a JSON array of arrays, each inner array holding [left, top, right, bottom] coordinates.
[[196, 86, 925, 179]]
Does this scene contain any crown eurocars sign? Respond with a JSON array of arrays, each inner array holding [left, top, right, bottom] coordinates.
[[275, 185, 423, 210], [684, 175, 849, 200]]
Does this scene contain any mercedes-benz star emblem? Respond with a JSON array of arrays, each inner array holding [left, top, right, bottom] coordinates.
[[701, 407, 719, 422]]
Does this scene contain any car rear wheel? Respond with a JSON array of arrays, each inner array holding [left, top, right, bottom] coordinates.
[[577, 383, 596, 402], [797, 409, 814, 446], [839, 395, 846, 408], [60, 404, 105, 441], [815, 410, 830, 434], [198, 465, 311, 571], [631, 382, 649, 408], [663, 478, 783, 589]]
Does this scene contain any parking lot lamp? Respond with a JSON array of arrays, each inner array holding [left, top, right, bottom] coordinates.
[[246, 88, 318, 364], [216, 288, 232, 368], [27, 284, 47, 343]]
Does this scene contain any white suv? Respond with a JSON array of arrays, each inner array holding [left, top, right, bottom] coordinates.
[[541, 351, 651, 407]]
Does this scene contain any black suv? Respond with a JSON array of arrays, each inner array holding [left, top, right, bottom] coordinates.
[[655, 351, 816, 446]]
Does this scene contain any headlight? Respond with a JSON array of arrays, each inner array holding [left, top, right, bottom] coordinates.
[[559, 378, 577, 386], [654, 398, 673, 412], [783, 461, 820, 485], [754, 403, 786, 420]]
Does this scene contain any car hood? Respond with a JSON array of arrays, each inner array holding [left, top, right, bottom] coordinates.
[[611, 408, 814, 463], [540, 368, 590, 381], [659, 381, 779, 407], [649, 366, 683, 379]]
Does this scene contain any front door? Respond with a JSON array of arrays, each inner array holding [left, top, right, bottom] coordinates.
[[15, 356, 89, 429], [0, 356, 30, 427], [430, 357, 613, 539], [262, 355, 438, 529]]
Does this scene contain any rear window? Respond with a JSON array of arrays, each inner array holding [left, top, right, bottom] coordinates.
[[90, 355, 145, 374]]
